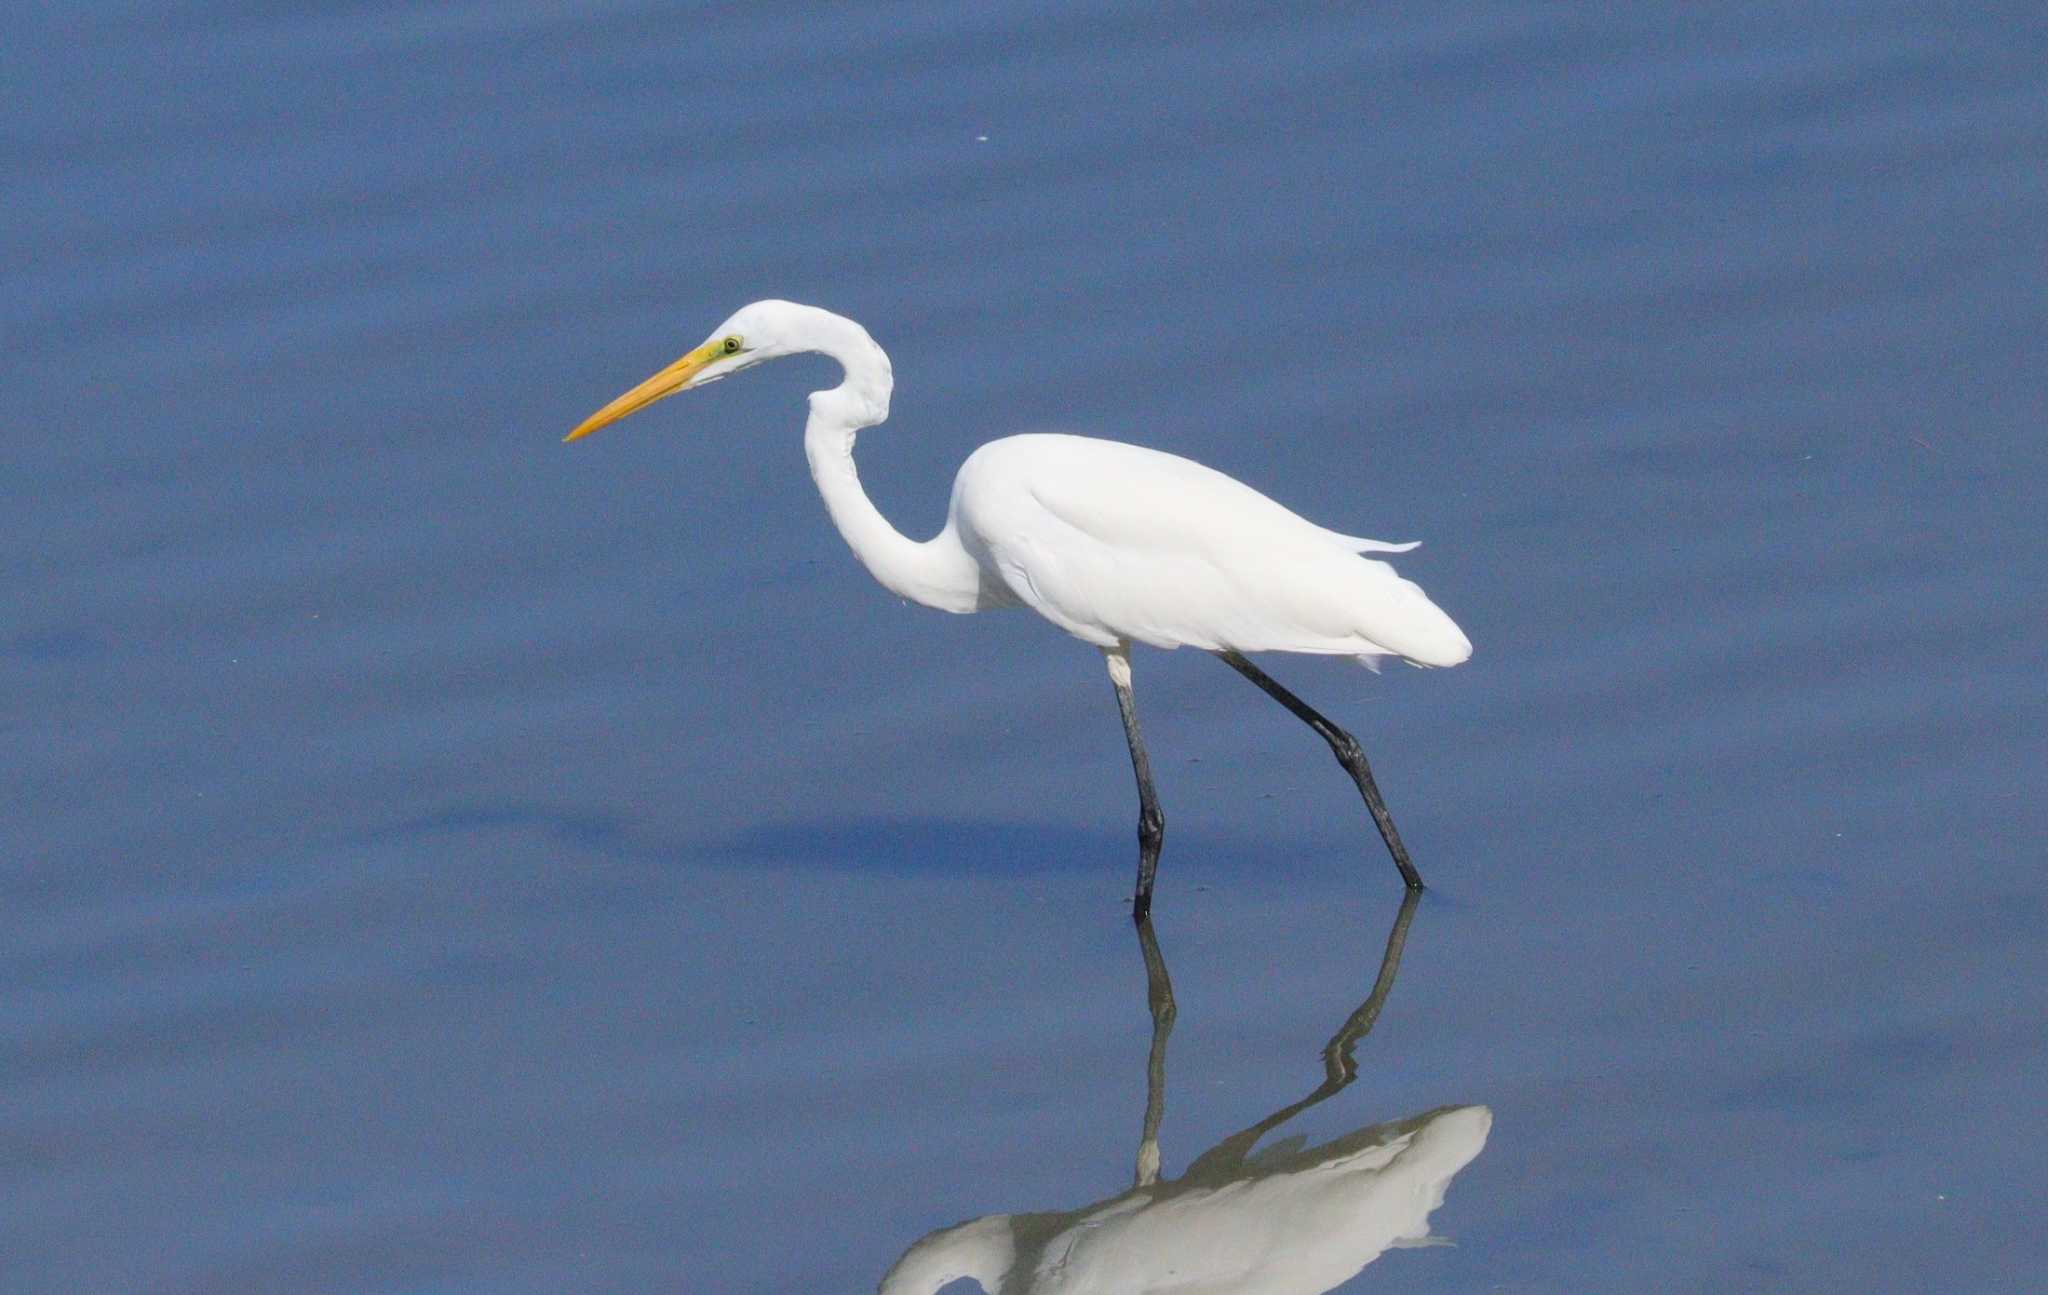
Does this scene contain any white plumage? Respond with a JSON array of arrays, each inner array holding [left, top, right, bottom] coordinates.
[[566, 299, 1472, 910], [950, 433, 1471, 667]]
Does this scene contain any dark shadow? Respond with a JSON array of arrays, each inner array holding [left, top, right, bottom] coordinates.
[[726, 818, 1121, 875], [363, 805, 646, 858], [360, 806, 1119, 876], [365, 803, 1348, 885]]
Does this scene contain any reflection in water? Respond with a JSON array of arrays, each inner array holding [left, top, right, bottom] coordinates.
[[881, 892, 1489, 1293]]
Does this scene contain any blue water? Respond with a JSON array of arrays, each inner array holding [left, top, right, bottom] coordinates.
[[5, 3, 2044, 1291]]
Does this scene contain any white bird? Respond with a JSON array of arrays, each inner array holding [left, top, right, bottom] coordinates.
[[566, 300, 1472, 917]]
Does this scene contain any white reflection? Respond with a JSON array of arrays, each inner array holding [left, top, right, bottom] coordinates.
[[881, 892, 1490, 1294]]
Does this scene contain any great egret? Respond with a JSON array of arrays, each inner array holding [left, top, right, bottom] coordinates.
[[567, 301, 1471, 917]]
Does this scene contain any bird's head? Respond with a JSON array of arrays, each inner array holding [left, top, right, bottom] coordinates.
[[564, 299, 816, 442]]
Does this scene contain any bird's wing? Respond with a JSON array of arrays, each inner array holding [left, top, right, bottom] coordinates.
[[984, 435, 1381, 559], [954, 435, 1469, 665]]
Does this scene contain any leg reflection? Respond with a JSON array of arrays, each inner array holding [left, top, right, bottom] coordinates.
[[1146, 886, 1422, 1182], [1133, 915, 1177, 1187], [880, 888, 1485, 1295]]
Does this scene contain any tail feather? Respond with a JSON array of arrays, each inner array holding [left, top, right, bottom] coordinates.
[[1326, 530, 1421, 554]]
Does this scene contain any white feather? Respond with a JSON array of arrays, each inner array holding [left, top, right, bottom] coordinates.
[[950, 434, 1472, 667]]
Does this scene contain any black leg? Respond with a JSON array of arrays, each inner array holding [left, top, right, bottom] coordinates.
[[1216, 649, 1424, 891], [1106, 647, 1166, 921]]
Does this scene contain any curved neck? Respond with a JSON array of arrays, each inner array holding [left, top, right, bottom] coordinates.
[[797, 313, 983, 613]]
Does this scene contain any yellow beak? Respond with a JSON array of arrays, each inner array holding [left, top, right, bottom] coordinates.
[[564, 340, 724, 442]]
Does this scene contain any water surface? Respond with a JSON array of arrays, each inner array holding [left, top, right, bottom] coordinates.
[[4, 3, 2044, 1291]]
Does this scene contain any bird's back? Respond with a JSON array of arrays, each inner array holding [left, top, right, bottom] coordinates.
[[949, 434, 1471, 667]]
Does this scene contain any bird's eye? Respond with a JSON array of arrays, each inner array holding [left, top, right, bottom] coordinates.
[[722, 336, 742, 355]]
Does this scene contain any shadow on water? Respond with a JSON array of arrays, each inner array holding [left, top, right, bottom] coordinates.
[[360, 806, 1119, 874], [365, 805, 1348, 882], [727, 818, 1123, 875], [880, 890, 1490, 1293]]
